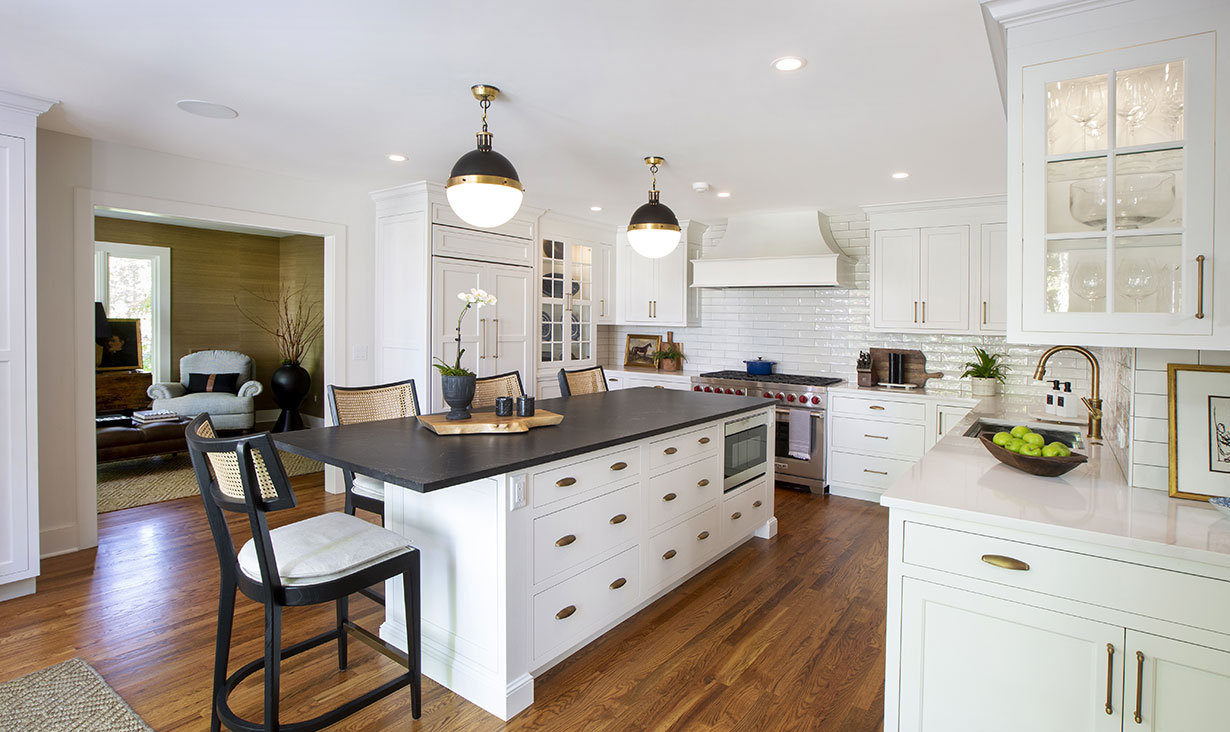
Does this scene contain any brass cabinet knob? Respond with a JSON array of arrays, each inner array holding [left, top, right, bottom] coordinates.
[[663, 447, 678, 455], [731, 511, 742, 520], [610, 461, 628, 471], [662, 549, 677, 560], [697, 479, 710, 487], [662, 492, 677, 502], [609, 513, 627, 525], [556, 605, 576, 620], [697, 531, 710, 541], [609, 577, 627, 590], [555, 534, 577, 547], [556, 477, 577, 487], [698, 437, 711, 444], [753, 500, 762, 508]]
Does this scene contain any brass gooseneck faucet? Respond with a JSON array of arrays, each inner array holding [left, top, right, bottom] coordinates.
[[1033, 345, 1102, 443]]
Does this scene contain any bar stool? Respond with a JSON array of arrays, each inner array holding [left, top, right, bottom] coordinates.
[[558, 365, 608, 396], [326, 378, 422, 523], [473, 370, 525, 409]]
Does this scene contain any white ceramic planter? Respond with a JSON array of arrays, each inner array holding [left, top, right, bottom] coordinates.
[[970, 377, 1000, 398]]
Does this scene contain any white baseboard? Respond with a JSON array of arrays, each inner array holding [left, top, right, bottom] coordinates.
[[0, 578, 36, 602], [828, 483, 887, 503], [40, 523, 81, 559]]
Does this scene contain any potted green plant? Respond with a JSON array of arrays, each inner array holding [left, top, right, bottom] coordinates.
[[961, 346, 1009, 397], [656, 345, 686, 372], [434, 288, 497, 420]]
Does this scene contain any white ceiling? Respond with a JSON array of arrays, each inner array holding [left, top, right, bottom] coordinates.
[[1, 0, 1007, 225]]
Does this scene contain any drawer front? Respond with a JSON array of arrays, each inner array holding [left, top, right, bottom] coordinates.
[[645, 506, 720, 590], [831, 393, 926, 423], [534, 482, 640, 584], [647, 455, 721, 529], [533, 447, 640, 509], [649, 425, 721, 470], [532, 546, 640, 660], [721, 479, 768, 542], [830, 415, 926, 458], [431, 203, 535, 241], [903, 522, 1230, 633], [432, 224, 533, 267], [829, 450, 916, 490]]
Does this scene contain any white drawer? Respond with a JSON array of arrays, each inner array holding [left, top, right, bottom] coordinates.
[[646, 455, 720, 529], [831, 393, 926, 423], [830, 415, 926, 458], [532, 447, 639, 509], [649, 425, 720, 471], [431, 224, 533, 267], [533, 482, 640, 584], [532, 546, 640, 660], [903, 521, 1230, 633], [829, 450, 916, 491], [645, 506, 720, 590], [721, 479, 768, 542], [431, 203, 535, 240]]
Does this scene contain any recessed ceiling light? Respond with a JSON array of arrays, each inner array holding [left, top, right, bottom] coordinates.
[[176, 99, 238, 119], [892, 171, 910, 179], [387, 153, 408, 162], [771, 56, 807, 72], [716, 192, 732, 198], [590, 206, 603, 212]]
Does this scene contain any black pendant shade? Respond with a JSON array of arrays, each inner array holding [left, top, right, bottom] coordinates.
[[447, 134, 522, 190], [627, 189, 681, 232]]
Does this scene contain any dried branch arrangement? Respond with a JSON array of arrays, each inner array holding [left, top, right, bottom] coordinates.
[[234, 284, 323, 366]]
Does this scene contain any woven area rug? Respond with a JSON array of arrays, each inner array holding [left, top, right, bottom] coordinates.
[[98, 450, 324, 514], [0, 658, 153, 732]]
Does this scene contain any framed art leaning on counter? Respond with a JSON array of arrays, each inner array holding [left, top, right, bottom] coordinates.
[[1169, 363, 1230, 500]]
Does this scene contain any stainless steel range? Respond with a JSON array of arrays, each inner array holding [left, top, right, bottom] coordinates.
[[691, 370, 843, 494]]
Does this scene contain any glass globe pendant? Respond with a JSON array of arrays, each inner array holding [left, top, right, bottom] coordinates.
[[627, 156, 681, 259], [446, 85, 524, 228]]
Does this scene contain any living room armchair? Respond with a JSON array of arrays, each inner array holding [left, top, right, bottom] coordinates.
[[149, 350, 263, 430]]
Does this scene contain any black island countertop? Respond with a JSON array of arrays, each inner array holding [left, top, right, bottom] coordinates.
[[273, 387, 773, 493]]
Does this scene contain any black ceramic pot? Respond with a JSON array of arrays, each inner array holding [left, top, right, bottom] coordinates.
[[271, 363, 311, 432], [441, 373, 476, 421]]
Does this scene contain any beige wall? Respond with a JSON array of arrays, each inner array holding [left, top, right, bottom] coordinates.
[[278, 235, 325, 418]]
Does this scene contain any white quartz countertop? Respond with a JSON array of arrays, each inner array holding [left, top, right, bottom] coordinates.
[[880, 401, 1230, 568], [827, 383, 979, 404]]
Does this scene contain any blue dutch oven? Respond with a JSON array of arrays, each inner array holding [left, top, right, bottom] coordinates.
[[744, 357, 776, 375]]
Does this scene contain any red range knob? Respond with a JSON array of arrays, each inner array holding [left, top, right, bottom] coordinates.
[[786, 394, 796, 402], [763, 392, 772, 398], [736, 389, 745, 395], [775, 393, 785, 400], [811, 396, 821, 405], [724, 388, 734, 394], [704, 386, 713, 393], [693, 385, 702, 392]]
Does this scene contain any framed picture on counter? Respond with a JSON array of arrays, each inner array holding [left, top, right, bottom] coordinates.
[[1168, 363, 1230, 500], [623, 334, 660, 369]]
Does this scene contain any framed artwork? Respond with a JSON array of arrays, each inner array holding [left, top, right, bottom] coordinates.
[[1168, 363, 1230, 500], [97, 318, 143, 371], [623, 334, 661, 369]]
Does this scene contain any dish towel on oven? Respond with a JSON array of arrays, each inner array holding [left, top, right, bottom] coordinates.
[[788, 409, 811, 460]]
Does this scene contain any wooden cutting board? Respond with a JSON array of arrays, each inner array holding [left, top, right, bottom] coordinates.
[[869, 348, 943, 388], [418, 409, 564, 435]]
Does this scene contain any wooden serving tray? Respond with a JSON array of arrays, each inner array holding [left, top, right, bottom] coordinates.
[[418, 410, 564, 435]]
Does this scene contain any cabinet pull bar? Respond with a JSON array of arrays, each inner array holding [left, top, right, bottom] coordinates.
[[610, 461, 628, 471], [697, 479, 710, 487], [922, 301, 926, 323], [600, 298, 605, 317], [698, 437, 711, 445], [663, 447, 678, 455], [980, 554, 1030, 571], [493, 318, 499, 358], [662, 492, 677, 502], [479, 318, 487, 359], [913, 301, 918, 323], [864, 469, 888, 475], [609, 577, 627, 590], [1105, 644, 1114, 716], [555, 534, 576, 547], [864, 434, 889, 440], [869, 405, 886, 411], [555, 477, 577, 487], [1196, 255, 1206, 319], [753, 500, 763, 508], [609, 513, 627, 525], [555, 605, 576, 620], [697, 531, 710, 541], [662, 549, 677, 560], [1134, 651, 1144, 724], [982, 301, 987, 326], [730, 511, 742, 520]]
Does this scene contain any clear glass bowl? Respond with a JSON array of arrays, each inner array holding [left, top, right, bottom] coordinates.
[[1069, 173, 1175, 229]]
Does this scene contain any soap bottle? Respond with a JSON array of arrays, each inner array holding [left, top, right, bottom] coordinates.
[[1045, 379, 1060, 415], [1059, 382, 1078, 418]]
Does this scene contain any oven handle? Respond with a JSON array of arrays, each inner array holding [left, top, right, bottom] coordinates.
[[775, 409, 826, 419]]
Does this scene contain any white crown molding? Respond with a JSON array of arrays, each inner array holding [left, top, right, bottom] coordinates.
[[860, 194, 1007, 216], [0, 89, 57, 117], [980, 0, 1132, 28]]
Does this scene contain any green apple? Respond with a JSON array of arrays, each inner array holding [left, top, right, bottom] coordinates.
[[1022, 432, 1046, 447], [992, 431, 1013, 446], [1043, 442, 1072, 458], [1010, 425, 1032, 439], [1004, 438, 1025, 453], [1019, 444, 1043, 457]]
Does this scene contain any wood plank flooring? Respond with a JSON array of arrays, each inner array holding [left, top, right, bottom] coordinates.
[[0, 477, 888, 731]]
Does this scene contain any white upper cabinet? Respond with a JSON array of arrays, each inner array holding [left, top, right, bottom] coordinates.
[[537, 213, 616, 375], [872, 229, 922, 330], [991, 0, 1228, 348], [616, 221, 705, 327], [595, 242, 615, 325], [980, 223, 1008, 332], [919, 225, 971, 331]]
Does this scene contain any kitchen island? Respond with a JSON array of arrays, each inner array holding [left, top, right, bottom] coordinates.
[[274, 388, 776, 720]]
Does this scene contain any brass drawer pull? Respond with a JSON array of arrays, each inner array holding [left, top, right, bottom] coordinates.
[[662, 492, 677, 502], [662, 549, 677, 560], [610, 461, 628, 471], [753, 500, 762, 508], [1134, 651, 1144, 724], [609, 577, 627, 590], [864, 434, 889, 440], [864, 468, 888, 475], [698, 437, 711, 445], [869, 405, 886, 411], [556, 605, 576, 620], [981, 554, 1030, 571], [731, 511, 742, 520], [697, 479, 710, 487], [556, 477, 577, 487], [663, 447, 678, 455], [555, 534, 577, 547], [1105, 644, 1114, 716], [697, 531, 710, 541], [1196, 255, 1206, 319], [609, 513, 627, 525]]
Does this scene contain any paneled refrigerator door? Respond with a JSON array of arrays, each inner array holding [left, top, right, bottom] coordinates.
[[487, 262, 534, 386], [431, 258, 483, 412]]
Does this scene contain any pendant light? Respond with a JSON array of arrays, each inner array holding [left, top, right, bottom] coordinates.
[[445, 85, 524, 228], [626, 156, 681, 259]]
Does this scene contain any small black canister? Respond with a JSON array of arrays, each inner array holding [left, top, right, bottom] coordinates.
[[495, 396, 514, 417], [516, 396, 535, 417], [888, 352, 904, 384]]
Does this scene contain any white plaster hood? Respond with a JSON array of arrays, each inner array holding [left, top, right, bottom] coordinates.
[[691, 211, 854, 288]]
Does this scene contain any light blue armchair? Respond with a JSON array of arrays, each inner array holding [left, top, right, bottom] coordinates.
[[148, 350, 263, 430]]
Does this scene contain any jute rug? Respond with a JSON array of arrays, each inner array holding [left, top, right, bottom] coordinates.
[[98, 451, 324, 514], [0, 658, 153, 732]]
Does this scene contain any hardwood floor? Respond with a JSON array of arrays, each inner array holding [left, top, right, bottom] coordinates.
[[0, 477, 888, 731]]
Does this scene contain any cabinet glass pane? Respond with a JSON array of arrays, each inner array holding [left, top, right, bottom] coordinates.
[[1116, 61, 1184, 147], [1113, 149, 1182, 231], [1112, 234, 1182, 313], [570, 244, 592, 303], [541, 302, 565, 364], [1046, 238, 1107, 312], [1047, 74, 1108, 155], [542, 239, 565, 300], [1048, 157, 1108, 234]]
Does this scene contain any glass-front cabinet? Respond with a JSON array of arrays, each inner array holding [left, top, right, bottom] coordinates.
[[1018, 32, 1216, 345], [540, 238, 595, 371]]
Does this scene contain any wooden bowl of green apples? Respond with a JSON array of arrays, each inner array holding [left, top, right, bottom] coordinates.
[[979, 425, 1088, 477]]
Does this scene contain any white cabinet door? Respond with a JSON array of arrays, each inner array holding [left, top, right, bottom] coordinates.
[[898, 579, 1123, 732], [873, 229, 921, 330], [979, 223, 1007, 332], [487, 263, 533, 386], [431, 259, 484, 412], [919, 225, 970, 331], [620, 238, 656, 325], [595, 242, 614, 325], [432, 224, 533, 267], [1127, 630, 1230, 731], [935, 404, 971, 441], [652, 243, 687, 326]]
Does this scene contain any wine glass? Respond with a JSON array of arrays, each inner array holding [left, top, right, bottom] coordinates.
[[1065, 79, 1106, 148], [1116, 71, 1156, 144], [1160, 62, 1185, 138], [1117, 257, 1160, 312], [1071, 257, 1107, 311]]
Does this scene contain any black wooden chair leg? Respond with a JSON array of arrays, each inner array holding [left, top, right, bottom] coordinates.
[[211, 582, 236, 732], [336, 596, 349, 670], [405, 562, 422, 719], [264, 603, 282, 732]]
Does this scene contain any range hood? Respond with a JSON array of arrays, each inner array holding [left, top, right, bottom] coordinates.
[[691, 211, 853, 288]]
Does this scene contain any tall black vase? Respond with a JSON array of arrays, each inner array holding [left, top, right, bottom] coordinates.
[[440, 373, 476, 421], [270, 363, 311, 432]]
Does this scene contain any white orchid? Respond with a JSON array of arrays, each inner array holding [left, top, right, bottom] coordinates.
[[457, 288, 498, 307], [437, 289, 498, 375]]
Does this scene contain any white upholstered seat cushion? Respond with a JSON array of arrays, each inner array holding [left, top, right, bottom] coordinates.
[[351, 474, 386, 502], [237, 512, 410, 586]]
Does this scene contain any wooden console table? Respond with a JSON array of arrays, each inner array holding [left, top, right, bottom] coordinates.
[[96, 370, 152, 413]]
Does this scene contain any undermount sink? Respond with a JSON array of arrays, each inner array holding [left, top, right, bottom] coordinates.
[[962, 418, 1086, 450]]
